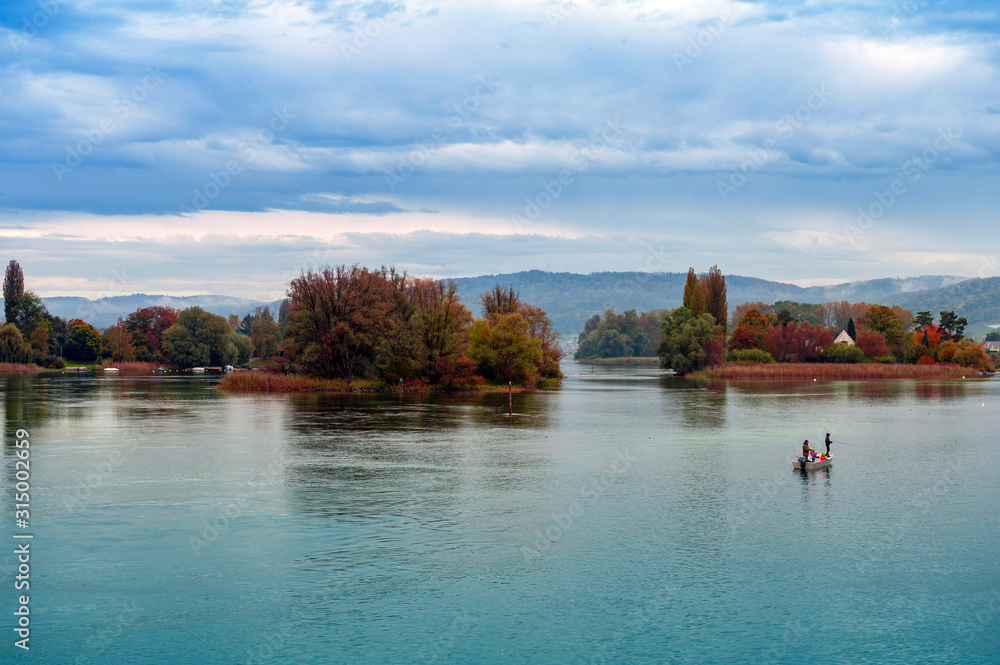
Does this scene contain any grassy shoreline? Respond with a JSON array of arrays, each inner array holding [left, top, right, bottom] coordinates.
[[216, 372, 557, 393], [693, 362, 976, 379]]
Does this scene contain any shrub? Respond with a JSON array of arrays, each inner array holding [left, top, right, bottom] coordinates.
[[725, 348, 774, 364], [820, 343, 867, 364], [876, 355, 895, 364]]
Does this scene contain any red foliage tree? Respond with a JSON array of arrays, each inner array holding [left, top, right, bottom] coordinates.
[[855, 329, 889, 360], [764, 321, 833, 362], [125, 306, 179, 362]]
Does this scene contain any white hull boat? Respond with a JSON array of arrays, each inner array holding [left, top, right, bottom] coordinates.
[[794, 453, 832, 470]]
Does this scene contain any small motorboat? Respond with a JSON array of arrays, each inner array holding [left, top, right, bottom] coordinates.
[[794, 453, 832, 471]]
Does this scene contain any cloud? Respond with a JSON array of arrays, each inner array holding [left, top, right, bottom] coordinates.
[[1, 0, 997, 294]]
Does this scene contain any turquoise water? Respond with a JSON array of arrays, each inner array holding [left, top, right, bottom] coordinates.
[[1, 366, 998, 664]]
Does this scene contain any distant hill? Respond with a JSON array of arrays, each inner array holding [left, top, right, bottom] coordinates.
[[0, 294, 284, 329], [447, 271, 971, 335]]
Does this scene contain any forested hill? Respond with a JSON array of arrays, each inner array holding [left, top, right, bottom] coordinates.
[[447, 271, 984, 335]]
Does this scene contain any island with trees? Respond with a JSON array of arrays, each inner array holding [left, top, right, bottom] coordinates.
[[573, 266, 994, 378], [0, 260, 563, 392]]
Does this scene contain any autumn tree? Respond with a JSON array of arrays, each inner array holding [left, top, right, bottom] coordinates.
[[468, 312, 543, 384], [656, 307, 723, 375], [728, 308, 772, 351], [855, 329, 889, 361], [862, 305, 904, 348], [283, 265, 402, 385], [682, 268, 707, 316], [473, 283, 562, 382], [103, 317, 136, 362], [763, 321, 833, 363], [699, 265, 727, 335], [480, 284, 521, 318], [125, 306, 179, 362]]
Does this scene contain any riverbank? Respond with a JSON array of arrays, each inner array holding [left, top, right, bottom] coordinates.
[[693, 362, 975, 379], [216, 372, 557, 393]]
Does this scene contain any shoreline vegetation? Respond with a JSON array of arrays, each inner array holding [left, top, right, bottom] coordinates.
[[693, 362, 975, 379], [216, 371, 555, 393]]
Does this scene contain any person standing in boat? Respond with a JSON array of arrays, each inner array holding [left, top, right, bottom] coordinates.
[[802, 440, 812, 461], [825, 433, 832, 456]]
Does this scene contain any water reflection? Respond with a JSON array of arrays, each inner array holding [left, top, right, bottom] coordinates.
[[659, 377, 728, 429]]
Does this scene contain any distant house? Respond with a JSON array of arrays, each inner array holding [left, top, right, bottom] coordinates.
[[833, 330, 855, 346], [985, 341, 1000, 353]]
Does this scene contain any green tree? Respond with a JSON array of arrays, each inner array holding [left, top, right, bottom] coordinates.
[[278, 299, 291, 332], [162, 307, 236, 368], [914, 311, 934, 331], [3, 260, 24, 328], [0, 323, 32, 364], [846, 317, 857, 342], [230, 332, 253, 365], [938, 311, 967, 341], [249, 306, 280, 359], [65, 319, 102, 361], [468, 312, 542, 384], [682, 268, 707, 316], [656, 307, 722, 375], [985, 331, 1000, 342]]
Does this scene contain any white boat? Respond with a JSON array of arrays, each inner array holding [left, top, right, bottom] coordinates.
[[794, 453, 832, 470], [103, 367, 119, 372], [191, 367, 206, 373]]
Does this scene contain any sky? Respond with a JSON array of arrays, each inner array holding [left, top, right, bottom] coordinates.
[[1, 0, 999, 301]]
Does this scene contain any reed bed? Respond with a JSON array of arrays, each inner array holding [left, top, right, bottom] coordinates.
[[695, 362, 972, 379], [0, 363, 40, 374]]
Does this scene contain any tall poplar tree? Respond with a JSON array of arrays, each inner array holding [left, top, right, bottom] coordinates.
[[3, 260, 25, 327], [682, 268, 707, 316], [699, 265, 728, 335]]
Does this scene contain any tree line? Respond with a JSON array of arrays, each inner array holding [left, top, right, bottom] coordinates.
[[0, 261, 563, 386], [572, 266, 994, 375]]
